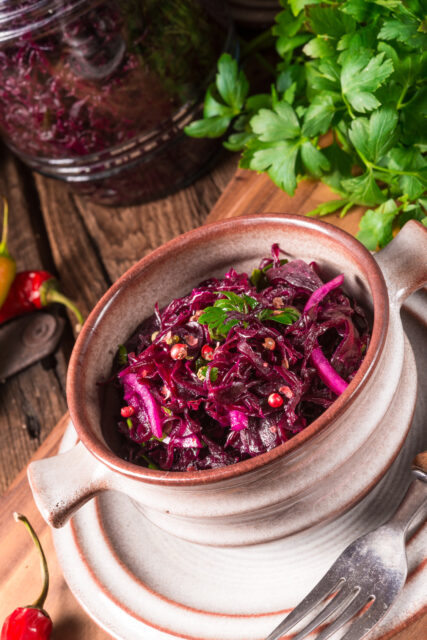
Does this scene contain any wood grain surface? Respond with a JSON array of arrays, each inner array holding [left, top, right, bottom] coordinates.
[[0, 148, 69, 494], [0, 146, 237, 492], [1, 161, 425, 639]]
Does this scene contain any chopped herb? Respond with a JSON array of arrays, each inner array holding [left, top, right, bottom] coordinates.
[[139, 452, 159, 470], [118, 344, 128, 366], [209, 366, 219, 382], [198, 290, 300, 337], [197, 365, 208, 380], [197, 365, 219, 382], [259, 307, 300, 325], [250, 258, 288, 289]]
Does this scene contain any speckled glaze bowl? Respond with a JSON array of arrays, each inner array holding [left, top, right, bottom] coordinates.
[[28, 215, 427, 546]]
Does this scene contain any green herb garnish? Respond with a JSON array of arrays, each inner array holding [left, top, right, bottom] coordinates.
[[250, 258, 288, 289], [197, 291, 257, 338], [197, 365, 219, 382], [118, 344, 128, 366], [185, 1, 427, 250], [259, 307, 301, 324], [139, 452, 159, 470], [198, 291, 300, 337]]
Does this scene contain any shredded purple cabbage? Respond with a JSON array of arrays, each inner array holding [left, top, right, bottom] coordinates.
[[112, 245, 370, 471]]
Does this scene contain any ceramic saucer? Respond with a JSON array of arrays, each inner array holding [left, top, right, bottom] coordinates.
[[52, 294, 427, 639]]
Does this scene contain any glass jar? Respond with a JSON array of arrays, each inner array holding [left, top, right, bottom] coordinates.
[[0, 0, 233, 205]]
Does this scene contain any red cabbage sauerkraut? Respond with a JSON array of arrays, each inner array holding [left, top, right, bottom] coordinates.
[[110, 245, 370, 471]]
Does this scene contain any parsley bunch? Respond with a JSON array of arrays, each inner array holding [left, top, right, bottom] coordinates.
[[185, 0, 427, 249]]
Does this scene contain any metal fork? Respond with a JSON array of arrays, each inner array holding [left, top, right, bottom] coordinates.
[[265, 457, 427, 640]]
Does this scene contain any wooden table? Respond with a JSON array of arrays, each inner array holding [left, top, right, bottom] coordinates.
[[0, 144, 425, 639], [0, 144, 237, 493]]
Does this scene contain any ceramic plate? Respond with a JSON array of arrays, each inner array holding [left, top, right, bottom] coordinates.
[[52, 290, 427, 639]]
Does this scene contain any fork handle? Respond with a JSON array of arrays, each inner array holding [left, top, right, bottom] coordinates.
[[386, 452, 427, 536]]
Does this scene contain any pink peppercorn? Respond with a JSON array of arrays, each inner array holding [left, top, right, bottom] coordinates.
[[170, 343, 187, 360], [121, 405, 135, 418], [268, 393, 283, 408], [201, 344, 215, 361]]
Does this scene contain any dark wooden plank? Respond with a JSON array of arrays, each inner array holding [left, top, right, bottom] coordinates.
[[68, 153, 238, 283], [206, 168, 365, 238], [34, 153, 237, 301], [0, 148, 69, 493]]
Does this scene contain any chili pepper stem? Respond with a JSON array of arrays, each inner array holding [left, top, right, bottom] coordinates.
[[41, 280, 84, 329], [0, 197, 11, 257], [13, 512, 49, 610], [0, 197, 17, 309]]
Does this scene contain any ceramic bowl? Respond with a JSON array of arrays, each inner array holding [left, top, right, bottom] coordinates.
[[28, 214, 427, 546]]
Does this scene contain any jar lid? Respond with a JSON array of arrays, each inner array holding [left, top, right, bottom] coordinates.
[[0, 0, 98, 43]]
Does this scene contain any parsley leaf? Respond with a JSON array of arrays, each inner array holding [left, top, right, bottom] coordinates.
[[342, 171, 386, 206], [241, 139, 300, 195], [388, 147, 427, 201], [216, 53, 249, 113], [341, 50, 394, 113], [348, 107, 398, 163], [306, 198, 350, 218], [203, 87, 234, 119], [184, 116, 231, 138], [379, 19, 427, 49], [250, 102, 300, 140], [184, 53, 249, 138], [302, 95, 336, 137], [306, 5, 356, 38], [197, 291, 257, 338], [197, 291, 299, 338], [301, 141, 330, 177], [197, 306, 239, 338], [357, 199, 399, 250], [259, 307, 301, 324]]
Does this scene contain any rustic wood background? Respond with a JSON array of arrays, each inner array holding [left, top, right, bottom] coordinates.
[[0, 144, 237, 493]]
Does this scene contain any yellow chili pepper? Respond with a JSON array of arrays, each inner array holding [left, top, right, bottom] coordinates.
[[0, 197, 16, 308]]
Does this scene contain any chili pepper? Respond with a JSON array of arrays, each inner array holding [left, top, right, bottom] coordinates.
[[0, 198, 16, 308], [1, 513, 52, 640], [0, 271, 83, 329]]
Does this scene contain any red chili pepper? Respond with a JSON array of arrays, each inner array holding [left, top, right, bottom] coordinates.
[[1, 513, 52, 640], [0, 271, 83, 328]]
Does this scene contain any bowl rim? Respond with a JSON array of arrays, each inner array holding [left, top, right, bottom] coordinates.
[[67, 213, 389, 486]]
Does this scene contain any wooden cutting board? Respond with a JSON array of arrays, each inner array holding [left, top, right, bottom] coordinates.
[[0, 171, 425, 640]]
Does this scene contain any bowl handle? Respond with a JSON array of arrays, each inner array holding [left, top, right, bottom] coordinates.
[[375, 220, 427, 306], [27, 442, 108, 528]]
